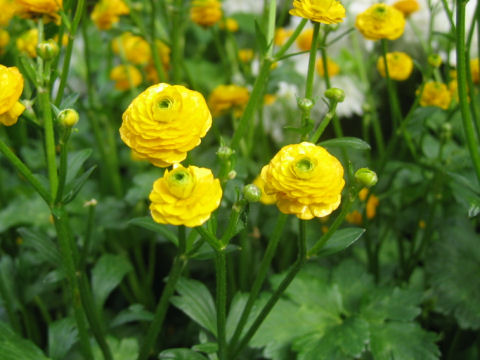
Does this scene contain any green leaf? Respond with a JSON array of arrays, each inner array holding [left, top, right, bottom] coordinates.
[[319, 137, 371, 151], [254, 19, 268, 54], [128, 217, 178, 246], [92, 337, 138, 360], [315, 228, 365, 258], [91, 254, 133, 309], [191, 342, 217, 354], [0, 321, 52, 360], [17, 227, 61, 266], [110, 304, 154, 328], [62, 165, 97, 204], [170, 278, 217, 336], [158, 348, 208, 360], [0, 195, 50, 232], [48, 318, 77, 360], [190, 243, 241, 260], [370, 323, 440, 360], [125, 170, 162, 206], [65, 149, 93, 184]]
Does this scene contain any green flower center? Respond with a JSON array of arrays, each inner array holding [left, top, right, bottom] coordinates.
[[166, 168, 195, 198], [293, 157, 316, 179], [158, 97, 173, 109]]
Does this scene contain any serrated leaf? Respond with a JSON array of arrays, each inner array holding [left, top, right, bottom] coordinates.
[[65, 149, 93, 184], [48, 318, 77, 360], [159, 348, 208, 360], [0, 321, 52, 360], [319, 137, 371, 151], [62, 165, 97, 204], [316, 228, 365, 258], [170, 278, 217, 336], [128, 217, 178, 246], [17, 227, 61, 266], [91, 254, 133, 309], [370, 323, 440, 360]]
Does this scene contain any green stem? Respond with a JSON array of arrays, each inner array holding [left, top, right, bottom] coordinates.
[[456, 0, 480, 183], [80, 201, 96, 270], [231, 217, 307, 359], [380, 39, 402, 129], [274, 19, 307, 60], [215, 250, 228, 360], [220, 203, 244, 246], [310, 101, 338, 143], [149, 0, 167, 82], [171, 0, 185, 83], [55, 127, 72, 203], [0, 139, 50, 204], [228, 213, 287, 352]]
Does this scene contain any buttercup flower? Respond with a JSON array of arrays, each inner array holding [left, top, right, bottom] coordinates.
[[0, 65, 25, 126], [296, 28, 314, 51], [316, 57, 340, 78], [16, 28, 38, 58], [120, 83, 212, 167], [190, 0, 222, 28], [0, 0, 19, 26], [355, 4, 405, 40], [260, 142, 345, 220], [274, 28, 293, 46], [110, 65, 142, 91], [112, 32, 151, 65], [208, 85, 249, 117], [91, 0, 130, 30], [219, 17, 239, 32], [145, 40, 171, 83], [149, 165, 222, 227], [0, 29, 10, 55], [238, 49, 254, 63], [359, 188, 379, 219], [419, 81, 451, 110], [393, 0, 420, 17], [290, 0, 346, 24], [253, 176, 276, 205], [471, 58, 479, 84], [346, 210, 363, 225], [377, 52, 413, 81], [16, 0, 62, 20]]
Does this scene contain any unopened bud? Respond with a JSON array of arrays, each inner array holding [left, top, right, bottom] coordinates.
[[58, 109, 79, 127], [243, 184, 262, 202], [217, 145, 234, 160], [228, 170, 237, 180], [36, 39, 59, 61], [428, 54, 442, 68], [297, 97, 314, 111], [324, 87, 345, 103], [440, 122, 452, 142], [355, 168, 378, 188]]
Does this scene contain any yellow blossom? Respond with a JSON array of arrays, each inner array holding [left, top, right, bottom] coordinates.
[[290, 0, 346, 24], [208, 84, 249, 117], [316, 57, 340, 78], [145, 40, 171, 83], [366, 193, 379, 219], [238, 49, 254, 63], [149, 165, 222, 227], [0, 65, 25, 126], [448, 79, 458, 102], [393, 0, 420, 17], [419, 81, 451, 110], [53, 33, 69, 46], [376, 52, 413, 81], [296, 28, 314, 51], [355, 4, 405, 40], [220, 17, 239, 32], [471, 58, 479, 84], [358, 187, 369, 201], [253, 176, 276, 205], [16, 28, 38, 58], [91, 0, 130, 30], [346, 210, 363, 225], [263, 94, 276, 106], [120, 83, 212, 167], [112, 32, 151, 65], [190, 0, 222, 28], [260, 142, 345, 220], [274, 28, 293, 46], [109, 65, 142, 91], [16, 0, 62, 20], [0, 29, 10, 55], [0, 0, 19, 26]]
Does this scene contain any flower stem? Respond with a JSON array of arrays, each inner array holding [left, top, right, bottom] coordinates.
[[274, 19, 307, 60], [55, 127, 72, 203], [171, 0, 185, 83], [228, 213, 287, 352], [149, 0, 167, 82], [380, 39, 402, 129], [215, 249, 228, 360], [456, 0, 480, 183]]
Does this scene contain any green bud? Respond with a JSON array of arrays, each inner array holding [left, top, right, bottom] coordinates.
[[440, 122, 452, 142], [355, 168, 378, 188], [228, 170, 237, 180], [58, 109, 79, 127], [427, 54, 442, 68], [36, 39, 59, 61], [243, 184, 262, 202], [324, 87, 345, 103], [297, 97, 314, 111], [217, 145, 234, 160]]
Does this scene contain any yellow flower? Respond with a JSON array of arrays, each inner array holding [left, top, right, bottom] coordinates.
[[190, 0, 222, 28], [0, 0, 19, 26], [376, 52, 413, 81], [120, 83, 212, 167], [366, 193, 379, 219], [0, 65, 25, 126], [16, 28, 38, 58], [346, 210, 363, 225], [208, 85, 249, 117], [144, 40, 171, 83], [149, 165, 222, 227], [109, 65, 142, 91], [471, 58, 479, 84], [290, 0, 346, 24], [355, 4, 405, 40], [91, 0, 130, 30], [16, 0, 62, 20], [238, 49, 254, 63], [112, 32, 151, 65], [393, 0, 420, 17], [274, 28, 293, 46], [358, 187, 369, 201], [296, 28, 314, 51], [263, 94, 276, 106], [260, 142, 345, 220], [53, 33, 69, 46], [0, 29, 10, 55], [419, 81, 451, 110], [253, 176, 276, 205], [316, 57, 340, 78], [219, 17, 239, 32]]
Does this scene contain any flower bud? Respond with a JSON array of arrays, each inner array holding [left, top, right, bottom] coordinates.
[[440, 122, 452, 142], [58, 109, 79, 127], [324, 87, 345, 103], [243, 184, 262, 202], [228, 170, 237, 180], [355, 168, 378, 188], [428, 54, 442, 68], [217, 145, 234, 161], [36, 39, 59, 61], [297, 97, 314, 111]]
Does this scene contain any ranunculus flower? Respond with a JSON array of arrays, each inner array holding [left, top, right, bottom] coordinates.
[[260, 142, 345, 220], [418, 81, 451, 110], [0, 0, 19, 26], [393, 0, 420, 17], [290, 0, 346, 25], [355, 4, 405, 41], [190, 0, 222, 27], [109, 64, 143, 91], [112, 32, 151, 65], [120, 83, 212, 167], [208, 85, 249, 117], [316, 57, 340, 78], [149, 165, 222, 227], [16, 28, 38, 58], [0, 65, 25, 126], [377, 52, 414, 81], [91, 0, 130, 30], [16, 0, 62, 21]]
